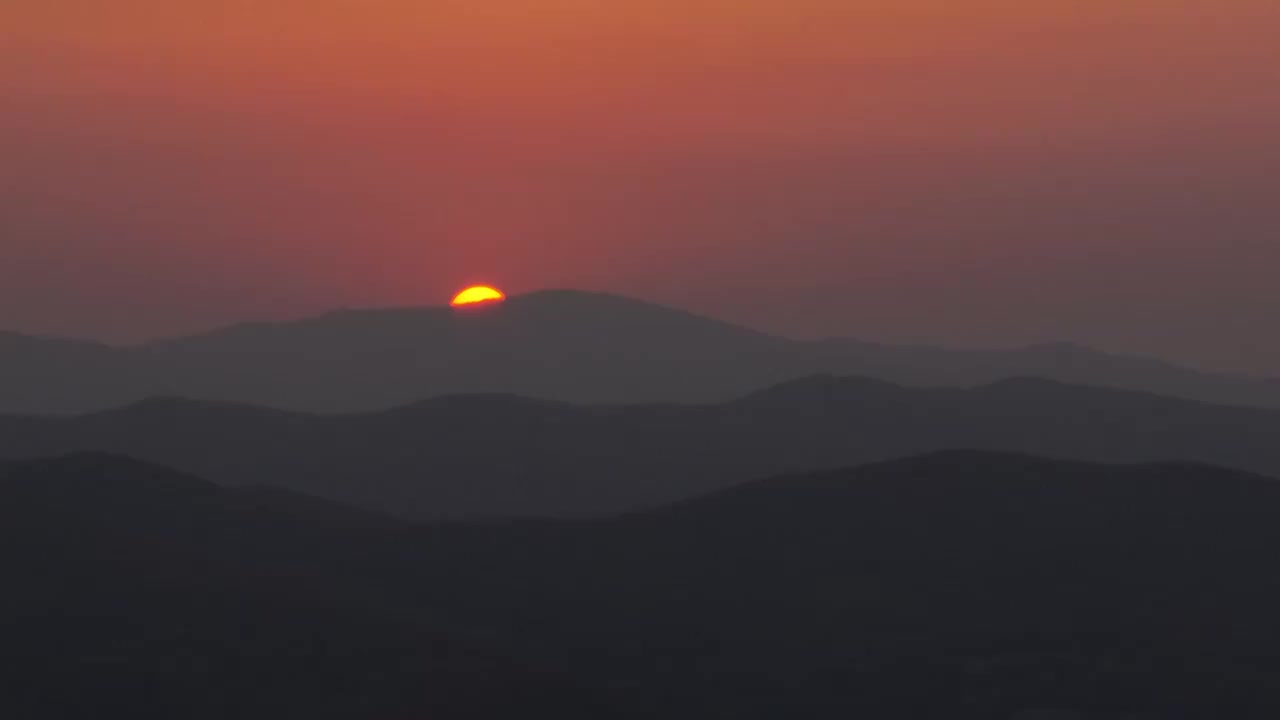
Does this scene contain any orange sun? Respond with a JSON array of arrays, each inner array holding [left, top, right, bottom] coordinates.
[[451, 285, 506, 307]]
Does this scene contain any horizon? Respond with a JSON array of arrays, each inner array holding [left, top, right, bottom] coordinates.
[[2, 285, 1274, 379], [5, 1, 1280, 373]]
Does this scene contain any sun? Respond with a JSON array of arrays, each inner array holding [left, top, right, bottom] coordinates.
[[451, 285, 506, 307]]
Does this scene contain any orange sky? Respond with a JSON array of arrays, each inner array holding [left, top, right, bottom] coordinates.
[[3, 1, 1279, 370]]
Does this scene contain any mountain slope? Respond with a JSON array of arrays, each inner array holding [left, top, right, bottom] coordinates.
[[2, 376, 1280, 518], [0, 454, 621, 720], [387, 452, 1280, 719], [1, 290, 1277, 413], [6, 452, 1280, 718]]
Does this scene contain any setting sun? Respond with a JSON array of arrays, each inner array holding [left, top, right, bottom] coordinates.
[[451, 285, 506, 307]]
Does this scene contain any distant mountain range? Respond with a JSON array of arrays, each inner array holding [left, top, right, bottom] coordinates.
[[3, 375, 1279, 518], [5, 451, 1279, 718], [2, 290, 1277, 414]]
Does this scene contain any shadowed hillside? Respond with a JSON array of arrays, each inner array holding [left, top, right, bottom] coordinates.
[[0, 454, 622, 720], [3, 376, 1280, 518], [6, 452, 1280, 718], [385, 452, 1280, 719], [2, 291, 1278, 414]]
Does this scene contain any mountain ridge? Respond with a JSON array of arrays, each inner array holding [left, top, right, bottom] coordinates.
[[390, 451, 1280, 718], [4, 374, 1280, 519], [6, 450, 1280, 717], [2, 289, 1278, 414], [0, 453, 624, 720]]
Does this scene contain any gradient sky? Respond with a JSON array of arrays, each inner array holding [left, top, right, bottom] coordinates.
[[3, 1, 1279, 372]]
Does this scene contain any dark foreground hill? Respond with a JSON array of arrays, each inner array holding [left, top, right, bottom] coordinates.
[[3, 376, 1280, 518], [5, 452, 1280, 719], [383, 451, 1280, 719], [0, 454, 619, 720], [2, 290, 1278, 414]]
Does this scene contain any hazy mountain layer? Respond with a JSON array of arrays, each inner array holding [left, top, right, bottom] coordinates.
[[2, 290, 1277, 414], [2, 375, 1280, 518]]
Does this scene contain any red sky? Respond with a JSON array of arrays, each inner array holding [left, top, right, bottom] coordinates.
[[3, 1, 1279, 372]]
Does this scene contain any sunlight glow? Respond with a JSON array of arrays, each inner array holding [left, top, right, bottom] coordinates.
[[451, 285, 506, 307]]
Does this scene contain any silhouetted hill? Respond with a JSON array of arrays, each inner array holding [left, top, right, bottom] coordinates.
[[387, 452, 1280, 718], [0, 332, 143, 414], [0, 454, 622, 720], [3, 377, 1280, 518], [6, 452, 1280, 717], [1, 290, 1277, 413]]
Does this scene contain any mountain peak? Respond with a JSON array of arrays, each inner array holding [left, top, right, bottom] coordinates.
[[3, 290, 1280, 414]]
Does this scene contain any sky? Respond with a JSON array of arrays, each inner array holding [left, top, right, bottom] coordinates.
[[3, 1, 1279, 373]]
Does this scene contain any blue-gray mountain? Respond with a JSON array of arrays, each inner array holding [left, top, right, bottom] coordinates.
[[2, 290, 1277, 414], [2, 375, 1279, 518]]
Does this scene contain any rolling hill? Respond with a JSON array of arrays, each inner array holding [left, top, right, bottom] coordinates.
[[2, 290, 1278, 414], [7, 451, 1280, 718], [388, 451, 1280, 718], [2, 376, 1280, 518], [0, 454, 620, 720]]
